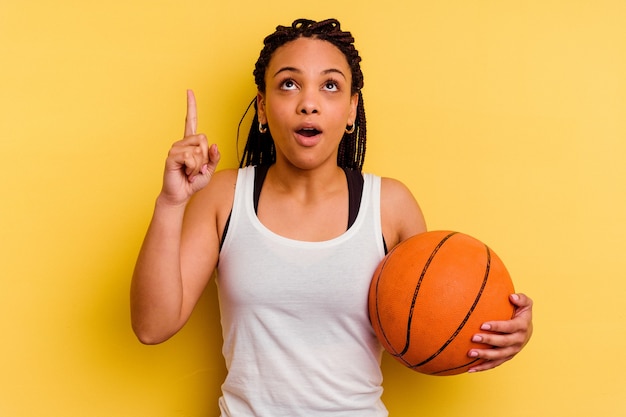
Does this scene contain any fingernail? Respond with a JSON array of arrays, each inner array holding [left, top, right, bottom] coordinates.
[[511, 293, 520, 301], [481, 324, 491, 331], [472, 335, 483, 343], [469, 351, 479, 358]]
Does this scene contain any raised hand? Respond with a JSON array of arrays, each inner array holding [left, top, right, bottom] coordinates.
[[160, 90, 220, 206]]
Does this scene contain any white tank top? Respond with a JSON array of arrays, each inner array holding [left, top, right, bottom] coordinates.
[[216, 166, 388, 417]]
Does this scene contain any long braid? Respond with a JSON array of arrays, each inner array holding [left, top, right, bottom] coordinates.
[[239, 18, 368, 171], [239, 100, 275, 168], [337, 91, 366, 170]]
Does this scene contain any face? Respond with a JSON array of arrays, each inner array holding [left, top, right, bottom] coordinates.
[[257, 37, 359, 170]]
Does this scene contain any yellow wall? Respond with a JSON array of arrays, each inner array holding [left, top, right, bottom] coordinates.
[[1, 0, 625, 415]]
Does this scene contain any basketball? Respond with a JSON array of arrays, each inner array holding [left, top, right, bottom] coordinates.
[[368, 230, 515, 376]]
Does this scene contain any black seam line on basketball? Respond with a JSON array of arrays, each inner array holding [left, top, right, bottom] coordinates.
[[373, 245, 403, 355], [409, 244, 492, 368], [428, 358, 482, 375], [399, 232, 458, 357]]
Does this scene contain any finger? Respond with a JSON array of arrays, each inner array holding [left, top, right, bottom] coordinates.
[[468, 358, 509, 373], [167, 143, 201, 174], [166, 135, 213, 185], [192, 143, 219, 185], [192, 133, 210, 167], [510, 293, 534, 309], [184, 150, 206, 184], [197, 143, 221, 178], [169, 135, 208, 168], [203, 143, 221, 175], [469, 344, 517, 362], [179, 147, 198, 174], [480, 318, 522, 335], [185, 89, 198, 137], [172, 132, 206, 149], [480, 293, 533, 333], [472, 330, 526, 349]]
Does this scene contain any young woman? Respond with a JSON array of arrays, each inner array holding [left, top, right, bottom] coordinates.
[[131, 18, 533, 416]]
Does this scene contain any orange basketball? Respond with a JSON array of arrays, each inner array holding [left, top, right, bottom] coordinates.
[[368, 230, 515, 376]]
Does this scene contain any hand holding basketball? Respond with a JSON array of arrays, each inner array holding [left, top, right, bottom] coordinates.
[[467, 292, 533, 373], [369, 230, 533, 376], [160, 90, 221, 206]]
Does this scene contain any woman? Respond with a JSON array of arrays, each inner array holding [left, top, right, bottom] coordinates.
[[131, 18, 533, 416]]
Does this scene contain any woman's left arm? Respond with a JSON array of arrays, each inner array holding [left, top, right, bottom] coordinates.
[[380, 177, 534, 373]]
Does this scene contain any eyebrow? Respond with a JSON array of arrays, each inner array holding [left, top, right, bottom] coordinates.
[[273, 66, 347, 80]]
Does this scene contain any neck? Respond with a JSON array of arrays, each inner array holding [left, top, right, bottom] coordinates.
[[266, 162, 345, 200]]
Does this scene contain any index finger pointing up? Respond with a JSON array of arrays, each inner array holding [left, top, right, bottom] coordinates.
[[185, 89, 198, 136]]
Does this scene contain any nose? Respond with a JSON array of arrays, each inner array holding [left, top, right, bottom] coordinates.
[[297, 88, 319, 115]]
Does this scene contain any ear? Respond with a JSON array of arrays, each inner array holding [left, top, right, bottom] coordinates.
[[257, 92, 267, 124], [348, 92, 359, 125]]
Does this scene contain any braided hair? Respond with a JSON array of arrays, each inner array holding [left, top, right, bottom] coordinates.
[[239, 18, 367, 171]]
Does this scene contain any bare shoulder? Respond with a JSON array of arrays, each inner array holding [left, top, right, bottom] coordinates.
[[204, 168, 238, 199], [380, 177, 427, 250], [188, 169, 238, 211], [183, 168, 238, 239]]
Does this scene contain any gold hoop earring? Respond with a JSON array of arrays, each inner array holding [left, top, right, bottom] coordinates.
[[259, 122, 268, 134], [345, 124, 355, 134]]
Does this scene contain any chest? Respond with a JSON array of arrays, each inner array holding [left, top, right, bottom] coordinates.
[[257, 194, 350, 242], [219, 239, 376, 314]]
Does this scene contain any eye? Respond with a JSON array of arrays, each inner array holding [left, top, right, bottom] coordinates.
[[280, 78, 298, 90], [323, 80, 339, 92]]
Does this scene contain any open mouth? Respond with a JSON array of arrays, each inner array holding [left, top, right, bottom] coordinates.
[[297, 128, 321, 137]]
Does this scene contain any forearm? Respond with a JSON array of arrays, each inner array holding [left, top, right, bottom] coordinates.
[[130, 90, 221, 344], [131, 197, 188, 344]]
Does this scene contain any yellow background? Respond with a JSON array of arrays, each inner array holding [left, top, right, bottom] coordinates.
[[1, 0, 625, 416]]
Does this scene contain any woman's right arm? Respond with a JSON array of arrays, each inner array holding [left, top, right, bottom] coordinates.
[[130, 90, 227, 344]]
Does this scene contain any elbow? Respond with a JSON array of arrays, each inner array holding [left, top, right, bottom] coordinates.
[[134, 331, 168, 345], [131, 319, 175, 345], [130, 299, 185, 345]]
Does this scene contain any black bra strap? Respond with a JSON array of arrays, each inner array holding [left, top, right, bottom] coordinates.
[[254, 166, 362, 230], [253, 164, 271, 214], [342, 167, 363, 229], [221, 165, 388, 252]]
